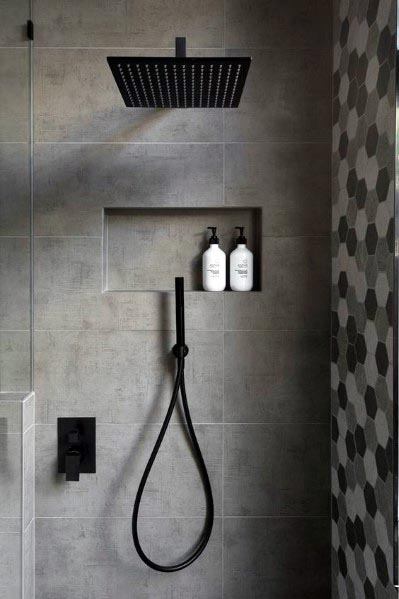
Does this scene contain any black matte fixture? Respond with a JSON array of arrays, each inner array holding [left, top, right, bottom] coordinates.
[[58, 418, 96, 482], [132, 277, 214, 571], [107, 37, 251, 108]]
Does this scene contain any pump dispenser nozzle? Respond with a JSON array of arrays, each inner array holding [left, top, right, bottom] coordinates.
[[207, 226, 219, 244], [235, 226, 247, 244]]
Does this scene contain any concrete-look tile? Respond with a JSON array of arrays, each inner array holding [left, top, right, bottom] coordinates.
[[0, 396, 23, 433], [34, 49, 223, 142], [224, 330, 329, 423], [0, 518, 21, 533], [225, 49, 331, 142], [224, 424, 329, 516], [224, 236, 330, 330], [23, 519, 34, 599], [0, 144, 30, 236], [0, 331, 31, 392], [0, 0, 29, 46], [223, 517, 330, 599], [225, 142, 331, 236], [225, 0, 331, 49], [0, 48, 29, 142], [23, 424, 34, 528], [0, 532, 21, 598], [36, 517, 222, 599], [115, 291, 224, 332], [34, 329, 223, 423], [34, 143, 223, 236], [0, 433, 22, 519], [106, 208, 257, 291], [36, 423, 221, 517], [34, 0, 223, 48], [0, 237, 30, 330]]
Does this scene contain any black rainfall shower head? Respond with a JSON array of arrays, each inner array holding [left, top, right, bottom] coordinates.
[[107, 38, 251, 109]]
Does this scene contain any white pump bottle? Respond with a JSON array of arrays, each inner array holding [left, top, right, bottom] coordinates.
[[229, 226, 253, 291], [202, 227, 226, 291]]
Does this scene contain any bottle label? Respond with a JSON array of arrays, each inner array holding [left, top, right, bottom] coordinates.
[[207, 263, 220, 277], [234, 259, 248, 278]]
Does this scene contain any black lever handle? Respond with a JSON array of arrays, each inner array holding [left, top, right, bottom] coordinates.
[[65, 450, 81, 481]]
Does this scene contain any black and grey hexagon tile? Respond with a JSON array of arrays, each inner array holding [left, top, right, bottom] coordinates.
[[332, 1, 396, 598]]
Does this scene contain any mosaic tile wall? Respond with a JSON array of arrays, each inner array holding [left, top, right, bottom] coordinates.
[[332, 1, 397, 597]]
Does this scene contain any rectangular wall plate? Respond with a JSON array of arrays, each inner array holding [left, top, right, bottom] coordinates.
[[57, 417, 96, 474]]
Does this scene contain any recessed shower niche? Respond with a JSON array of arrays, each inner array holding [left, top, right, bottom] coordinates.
[[103, 207, 262, 292]]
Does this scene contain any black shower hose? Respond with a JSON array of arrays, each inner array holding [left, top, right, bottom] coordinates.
[[132, 278, 214, 572]]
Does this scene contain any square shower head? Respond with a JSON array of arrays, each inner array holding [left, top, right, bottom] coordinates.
[[107, 56, 251, 109]]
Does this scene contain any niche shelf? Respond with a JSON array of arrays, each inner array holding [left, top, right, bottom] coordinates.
[[103, 207, 262, 292]]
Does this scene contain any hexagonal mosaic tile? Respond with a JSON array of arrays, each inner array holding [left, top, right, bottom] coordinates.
[[332, 1, 396, 598]]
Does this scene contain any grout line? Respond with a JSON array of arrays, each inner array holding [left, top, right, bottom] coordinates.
[[30, 140, 331, 145], [29, 45, 331, 51], [34, 421, 330, 427], [34, 514, 329, 519], [32, 328, 329, 333]]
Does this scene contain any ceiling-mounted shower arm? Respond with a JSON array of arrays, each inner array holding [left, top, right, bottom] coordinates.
[[175, 37, 186, 58]]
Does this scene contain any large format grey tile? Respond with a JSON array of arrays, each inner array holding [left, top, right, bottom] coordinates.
[[34, 236, 224, 330], [23, 424, 34, 528], [223, 517, 330, 599], [36, 423, 221, 517], [0, 0, 29, 46], [225, 142, 330, 236], [34, 329, 223, 423], [34, 49, 223, 142], [34, 0, 223, 48], [225, 0, 331, 49], [36, 517, 222, 599], [0, 532, 21, 598], [225, 49, 330, 142], [224, 330, 329, 423], [0, 48, 29, 142], [224, 236, 330, 330], [0, 396, 23, 433], [0, 331, 31, 392], [224, 424, 329, 516], [0, 237, 30, 330], [0, 144, 30, 236], [0, 433, 22, 519], [34, 143, 223, 236]]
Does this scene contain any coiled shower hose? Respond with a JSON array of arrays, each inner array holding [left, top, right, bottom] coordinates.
[[132, 277, 214, 572]]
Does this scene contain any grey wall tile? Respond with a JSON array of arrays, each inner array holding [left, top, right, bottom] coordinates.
[[0, 237, 30, 330], [106, 209, 257, 291], [0, 518, 21, 533], [0, 397, 23, 433], [36, 423, 221, 517], [34, 143, 223, 236], [23, 519, 34, 599], [223, 517, 330, 599], [0, 0, 29, 46], [0, 331, 31, 392], [0, 532, 21, 598], [224, 423, 329, 516], [34, 0, 223, 48], [225, 142, 331, 236], [23, 424, 34, 528], [0, 144, 30, 236], [225, 0, 331, 49], [225, 49, 331, 142], [0, 433, 22, 519], [34, 330, 223, 423], [224, 330, 329, 423], [0, 49, 29, 142], [224, 236, 330, 331], [36, 517, 222, 599], [34, 49, 223, 142]]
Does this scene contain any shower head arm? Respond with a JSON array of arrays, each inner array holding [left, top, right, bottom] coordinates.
[[175, 37, 186, 58]]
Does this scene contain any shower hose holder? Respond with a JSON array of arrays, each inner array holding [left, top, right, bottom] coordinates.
[[132, 277, 214, 572]]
